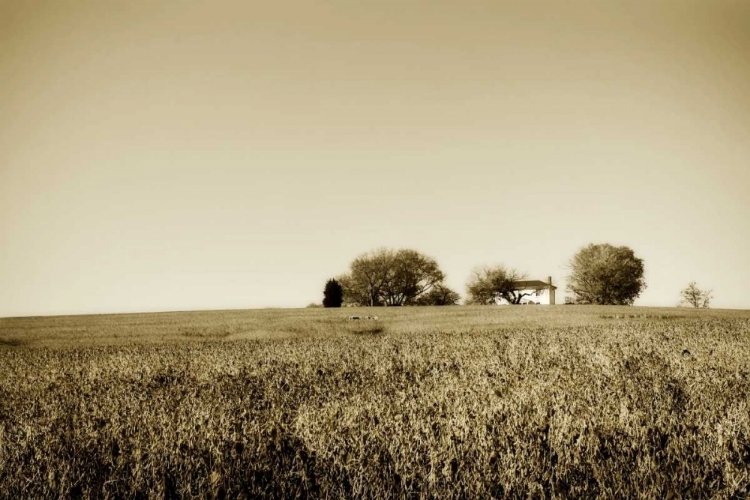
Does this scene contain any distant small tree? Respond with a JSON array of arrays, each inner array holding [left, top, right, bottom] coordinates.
[[414, 284, 461, 306], [567, 243, 646, 305], [465, 265, 529, 305], [680, 282, 712, 308], [322, 278, 344, 308]]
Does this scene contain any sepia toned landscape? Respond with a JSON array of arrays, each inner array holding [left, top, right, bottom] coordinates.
[[2, 0, 750, 497], [2, 306, 749, 498]]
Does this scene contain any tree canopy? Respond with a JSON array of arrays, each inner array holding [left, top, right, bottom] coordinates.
[[322, 278, 344, 308], [566, 243, 646, 305], [413, 283, 461, 306], [339, 248, 446, 306], [465, 265, 530, 305]]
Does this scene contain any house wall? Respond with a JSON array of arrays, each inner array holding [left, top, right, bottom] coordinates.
[[495, 288, 554, 305]]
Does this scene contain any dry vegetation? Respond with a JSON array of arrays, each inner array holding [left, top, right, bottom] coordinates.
[[1, 306, 750, 498]]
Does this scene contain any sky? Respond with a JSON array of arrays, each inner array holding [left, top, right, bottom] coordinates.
[[1, 0, 749, 317]]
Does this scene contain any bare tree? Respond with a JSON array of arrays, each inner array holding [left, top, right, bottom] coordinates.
[[680, 281, 712, 308], [465, 265, 529, 305]]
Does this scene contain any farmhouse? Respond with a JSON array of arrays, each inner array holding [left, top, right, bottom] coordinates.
[[496, 276, 557, 305]]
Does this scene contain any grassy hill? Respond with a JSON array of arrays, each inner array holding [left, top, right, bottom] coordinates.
[[1, 306, 749, 498]]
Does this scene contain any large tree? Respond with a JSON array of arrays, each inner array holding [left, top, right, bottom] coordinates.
[[340, 249, 394, 307], [679, 281, 712, 308], [465, 265, 530, 305], [340, 248, 446, 306], [567, 243, 646, 305]]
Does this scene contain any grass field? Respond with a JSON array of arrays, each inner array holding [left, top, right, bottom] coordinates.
[[1, 306, 750, 498]]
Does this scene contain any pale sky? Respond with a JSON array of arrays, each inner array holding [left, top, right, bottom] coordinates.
[[1, 0, 749, 316]]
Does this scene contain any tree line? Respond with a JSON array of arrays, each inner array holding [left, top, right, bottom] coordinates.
[[320, 243, 712, 308], [322, 249, 459, 308]]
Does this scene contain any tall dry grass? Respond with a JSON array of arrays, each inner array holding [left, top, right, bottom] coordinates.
[[1, 307, 749, 498]]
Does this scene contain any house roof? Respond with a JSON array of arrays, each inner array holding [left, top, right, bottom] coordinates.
[[514, 280, 557, 290]]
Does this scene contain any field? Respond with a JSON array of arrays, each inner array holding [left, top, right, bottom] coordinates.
[[1, 306, 750, 499]]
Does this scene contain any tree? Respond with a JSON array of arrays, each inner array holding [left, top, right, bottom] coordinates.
[[567, 243, 646, 305], [339, 248, 446, 306], [465, 265, 530, 305], [381, 249, 446, 306], [322, 278, 344, 308], [340, 249, 394, 307], [338, 273, 378, 307], [679, 281, 712, 308], [414, 284, 461, 306]]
